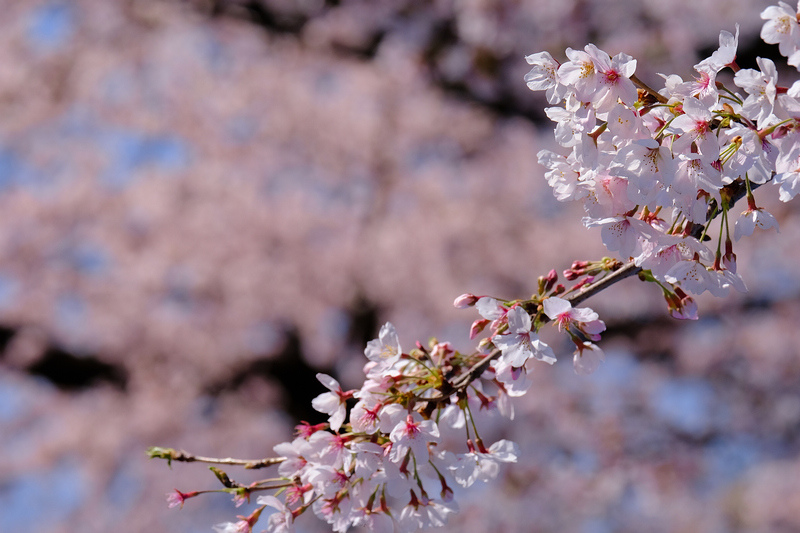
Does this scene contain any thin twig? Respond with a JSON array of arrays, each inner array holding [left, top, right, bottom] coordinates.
[[147, 447, 286, 469]]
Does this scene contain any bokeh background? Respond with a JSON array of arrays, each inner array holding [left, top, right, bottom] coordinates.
[[2, 0, 800, 532]]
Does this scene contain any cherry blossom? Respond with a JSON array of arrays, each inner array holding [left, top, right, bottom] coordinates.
[[524, 51, 566, 104], [311, 373, 353, 432], [258, 496, 295, 533], [734, 207, 780, 241], [761, 1, 800, 58], [364, 322, 403, 369], [587, 48, 638, 112], [707, 25, 740, 71], [542, 297, 606, 341], [450, 439, 519, 487], [572, 341, 605, 375], [735, 57, 779, 127], [492, 306, 556, 366], [557, 46, 601, 103], [166, 489, 198, 509], [670, 97, 720, 164], [389, 414, 441, 462]]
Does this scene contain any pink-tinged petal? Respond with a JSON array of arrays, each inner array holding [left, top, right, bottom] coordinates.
[[505, 306, 531, 333], [311, 392, 339, 415], [542, 296, 571, 319], [257, 495, 286, 512], [487, 439, 520, 462], [328, 405, 346, 433], [569, 307, 599, 323], [573, 342, 605, 374], [315, 373, 340, 392], [475, 297, 505, 320]]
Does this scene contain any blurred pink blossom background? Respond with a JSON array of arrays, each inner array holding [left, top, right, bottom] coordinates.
[[2, 0, 800, 532]]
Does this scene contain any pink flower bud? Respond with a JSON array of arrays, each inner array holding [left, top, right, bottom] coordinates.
[[469, 318, 489, 339], [544, 269, 558, 291], [453, 293, 479, 308], [563, 268, 579, 280]]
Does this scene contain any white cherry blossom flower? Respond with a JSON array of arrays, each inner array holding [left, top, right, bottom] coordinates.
[[734, 206, 780, 240], [635, 235, 708, 282], [493, 358, 532, 397], [274, 437, 311, 478], [349, 399, 382, 434], [673, 153, 724, 214], [589, 49, 638, 112], [364, 322, 402, 368], [311, 493, 353, 533], [525, 51, 568, 104], [389, 413, 440, 462], [397, 491, 458, 533], [761, 2, 800, 58], [306, 464, 350, 499], [573, 341, 605, 375], [613, 138, 675, 205], [311, 431, 353, 471], [543, 296, 606, 341], [664, 260, 736, 297], [557, 46, 601, 102], [708, 25, 740, 71], [584, 215, 655, 259], [538, 149, 593, 202], [685, 26, 740, 104], [213, 520, 250, 533], [670, 97, 720, 163], [449, 439, 519, 488], [311, 373, 351, 432], [735, 57, 779, 127], [351, 508, 394, 533], [257, 496, 295, 533], [492, 306, 556, 367]]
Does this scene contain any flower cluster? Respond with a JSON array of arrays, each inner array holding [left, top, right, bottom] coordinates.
[[154, 3, 800, 532], [207, 322, 525, 533], [204, 279, 611, 532], [527, 3, 800, 308]]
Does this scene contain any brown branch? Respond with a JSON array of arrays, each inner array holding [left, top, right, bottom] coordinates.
[[147, 447, 285, 469], [631, 73, 668, 104], [565, 261, 642, 307]]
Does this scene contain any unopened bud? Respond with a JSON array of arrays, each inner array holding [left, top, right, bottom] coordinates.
[[477, 337, 493, 353], [453, 293, 479, 309], [474, 437, 489, 454], [544, 269, 558, 291], [469, 319, 489, 340], [723, 239, 737, 273]]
